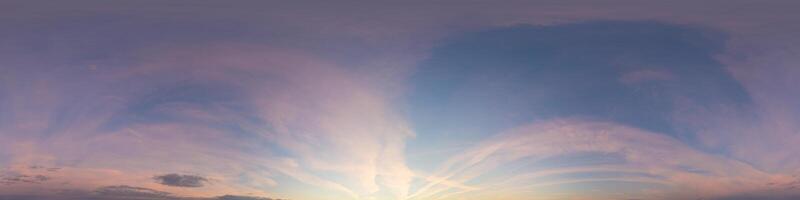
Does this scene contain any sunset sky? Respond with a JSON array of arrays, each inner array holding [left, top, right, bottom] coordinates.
[[1, 1, 800, 200]]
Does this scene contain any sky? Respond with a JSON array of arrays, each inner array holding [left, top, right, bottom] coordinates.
[[1, 1, 799, 200]]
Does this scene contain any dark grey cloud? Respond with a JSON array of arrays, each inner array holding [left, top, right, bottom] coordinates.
[[153, 174, 208, 188], [29, 165, 61, 172], [216, 195, 279, 200], [0, 172, 49, 185], [767, 175, 800, 190]]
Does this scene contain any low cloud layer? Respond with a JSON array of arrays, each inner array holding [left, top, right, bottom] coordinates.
[[0, 185, 282, 200], [95, 185, 171, 199], [0, 173, 49, 185], [153, 174, 208, 188]]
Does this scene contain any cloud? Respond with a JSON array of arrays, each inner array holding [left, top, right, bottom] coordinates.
[[404, 23, 772, 199], [94, 185, 171, 199], [0, 43, 413, 199], [713, 48, 800, 173], [0, 173, 49, 185], [153, 174, 208, 188], [28, 165, 60, 172], [407, 119, 795, 200], [0, 185, 284, 200], [216, 195, 280, 200]]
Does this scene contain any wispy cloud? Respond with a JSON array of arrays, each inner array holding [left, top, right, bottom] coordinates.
[[0, 44, 413, 199], [408, 119, 795, 200]]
